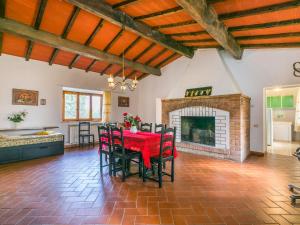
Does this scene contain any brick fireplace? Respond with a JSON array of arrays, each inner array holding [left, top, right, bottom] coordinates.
[[161, 94, 250, 162]]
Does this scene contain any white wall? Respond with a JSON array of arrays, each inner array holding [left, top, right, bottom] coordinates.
[[137, 48, 300, 152], [137, 49, 240, 123], [222, 49, 300, 151], [0, 55, 138, 142]]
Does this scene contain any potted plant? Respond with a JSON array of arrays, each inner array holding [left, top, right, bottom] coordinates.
[[8, 111, 27, 129], [123, 112, 141, 133]]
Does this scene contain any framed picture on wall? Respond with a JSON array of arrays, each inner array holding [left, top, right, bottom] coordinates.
[[12, 89, 39, 106], [118, 96, 129, 107]]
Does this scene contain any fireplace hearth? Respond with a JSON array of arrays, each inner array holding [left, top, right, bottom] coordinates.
[[181, 116, 215, 146]]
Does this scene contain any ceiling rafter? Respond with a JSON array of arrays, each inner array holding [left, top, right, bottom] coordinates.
[[133, 6, 183, 21], [49, 6, 80, 65], [155, 52, 178, 68], [229, 18, 300, 32], [119, 42, 156, 78], [125, 48, 168, 80], [90, 28, 125, 74], [132, 0, 226, 21], [112, 0, 138, 9], [25, 0, 47, 61], [84, 21, 125, 72], [153, 20, 197, 29], [161, 1, 300, 37], [180, 32, 300, 44], [176, 0, 242, 59], [100, 36, 142, 76], [66, 0, 194, 58], [137, 73, 148, 80], [0, 18, 161, 75], [171, 31, 207, 37], [219, 1, 300, 21], [0, 0, 5, 55], [241, 43, 300, 48], [69, 18, 105, 69]]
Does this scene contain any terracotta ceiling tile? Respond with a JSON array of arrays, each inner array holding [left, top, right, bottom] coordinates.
[[89, 21, 121, 51], [53, 50, 76, 66], [2, 33, 27, 57], [40, 0, 75, 35], [5, 0, 38, 25], [67, 10, 101, 45], [30, 43, 53, 62]]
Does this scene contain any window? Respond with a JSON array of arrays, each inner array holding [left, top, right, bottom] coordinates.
[[63, 91, 103, 121]]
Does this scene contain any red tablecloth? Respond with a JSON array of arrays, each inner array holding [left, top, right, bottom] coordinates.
[[101, 130, 177, 168]]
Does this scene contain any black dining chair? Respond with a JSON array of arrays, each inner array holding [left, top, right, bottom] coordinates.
[[140, 123, 152, 133], [154, 123, 166, 134], [110, 127, 142, 181], [98, 125, 113, 175], [79, 122, 95, 147], [143, 127, 176, 188], [107, 122, 118, 128]]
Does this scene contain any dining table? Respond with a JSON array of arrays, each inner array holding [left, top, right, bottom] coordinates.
[[117, 130, 178, 168]]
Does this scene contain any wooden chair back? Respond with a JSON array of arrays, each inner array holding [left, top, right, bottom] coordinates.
[[159, 127, 176, 158], [79, 122, 91, 135], [140, 123, 152, 132], [110, 127, 125, 155], [98, 125, 111, 153], [155, 124, 166, 134]]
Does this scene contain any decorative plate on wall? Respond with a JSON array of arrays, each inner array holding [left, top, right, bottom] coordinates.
[[12, 89, 39, 106]]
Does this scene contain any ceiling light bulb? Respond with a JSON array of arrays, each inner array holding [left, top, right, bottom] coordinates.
[[108, 75, 114, 83]]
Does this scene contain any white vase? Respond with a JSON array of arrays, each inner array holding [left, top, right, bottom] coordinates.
[[12, 122, 19, 130], [130, 126, 138, 133]]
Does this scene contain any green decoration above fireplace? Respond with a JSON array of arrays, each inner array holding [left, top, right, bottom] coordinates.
[[185, 86, 212, 97]]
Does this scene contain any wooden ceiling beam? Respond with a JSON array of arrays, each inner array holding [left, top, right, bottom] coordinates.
[[25, 0, 47, 61], [49, 6, 80, 65], [219, 1, 300, 21], [134, 6, 183, 20], [229, 18, 300, 32], [69, 18, 105, 69], [66, 0, 194, 58], [0, 0, 5, 55], [176, 0, 242, 59], [0, 18, 161, 75]]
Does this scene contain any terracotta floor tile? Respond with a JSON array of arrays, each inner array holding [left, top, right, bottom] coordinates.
[[1, 147, 300, 225], [135, 215, 161, 224]]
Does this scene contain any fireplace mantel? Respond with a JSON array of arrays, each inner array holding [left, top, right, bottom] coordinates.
[[161, 94, 250, 162]]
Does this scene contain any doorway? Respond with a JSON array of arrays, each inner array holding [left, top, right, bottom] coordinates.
[[264, 85, 300, 156]]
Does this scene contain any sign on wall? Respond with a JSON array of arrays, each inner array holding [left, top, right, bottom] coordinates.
[[185, 86, 212, 98]]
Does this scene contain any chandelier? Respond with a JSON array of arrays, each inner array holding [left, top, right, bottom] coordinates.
[[107, 53, 138, 91], [107, 19, 138, 91]]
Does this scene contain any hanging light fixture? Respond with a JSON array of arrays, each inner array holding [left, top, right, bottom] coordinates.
[[107, 14, 138, 91]]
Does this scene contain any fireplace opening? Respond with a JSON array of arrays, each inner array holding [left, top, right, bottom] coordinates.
[[181, 116, 215, 146]]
